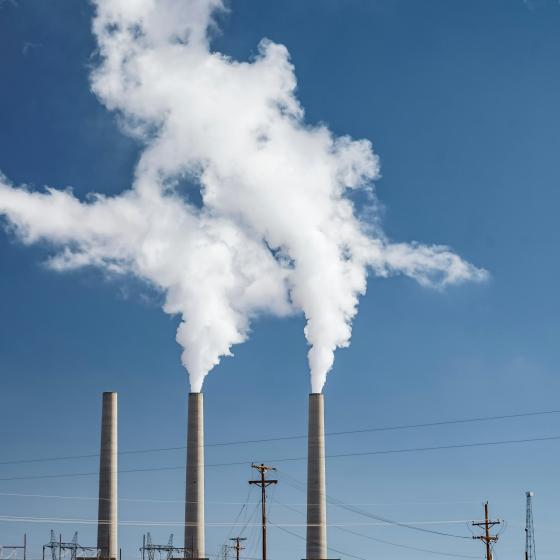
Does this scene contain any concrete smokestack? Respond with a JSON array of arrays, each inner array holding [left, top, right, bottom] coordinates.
[[306, 393, 327, 560], [97, 392, 118, 560], [185, 392, 205, 559]]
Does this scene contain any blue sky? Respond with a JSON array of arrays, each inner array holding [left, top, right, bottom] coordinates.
[[1, 1, 559, 559]]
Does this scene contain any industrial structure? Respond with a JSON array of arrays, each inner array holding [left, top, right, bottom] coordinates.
[[184, 392, 206, 559], [140, 533, 192, 560], [97, 392, 118, 560], [525, 491, 536, 560], [39, 395, 118, 560], [42, 531, 99, 560], [0, 534, 26, 560], [15, 390, 534, 560], [306, 393, 328, 560]]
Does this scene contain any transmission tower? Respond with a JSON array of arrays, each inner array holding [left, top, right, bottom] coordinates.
[[0, 534, 26, 560], [42, 532, 98, 560], [140, 533, 193, 560], [525, 491, 536, 560], [47, 532, 59, 560], [69, 532, 78, 560]]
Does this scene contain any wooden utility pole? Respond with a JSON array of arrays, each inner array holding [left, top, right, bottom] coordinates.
[[249, 463, 277, 560], [228, 537, 246, 560], [472, 501, 501, 560]]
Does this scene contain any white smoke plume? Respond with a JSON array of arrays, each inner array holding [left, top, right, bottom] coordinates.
[[0, 0, 487, 393]]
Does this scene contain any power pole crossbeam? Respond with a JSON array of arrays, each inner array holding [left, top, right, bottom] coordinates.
[[249, 463, 278, 560], [472, 502, 501, 560], [228, 538, 246, 560]]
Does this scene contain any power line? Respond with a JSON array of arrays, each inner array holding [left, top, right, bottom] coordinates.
[[0, 492, 262, 505], [274, 520, 465, 560], [272, 522, 370, 560], [0, 515, 476, 527], [223, 485, 255, 544], [278, 470, 472, 540], [1, 409, 558, 467], [329, 496, 473, 539], [272, 496, 480, 559], [2, 433, 558, 482], [0, 491, 479, 507], [334, 525, 480, 559]]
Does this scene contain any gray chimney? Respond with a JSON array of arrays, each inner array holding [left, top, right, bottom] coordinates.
[[185, 392, 205, 559], [306, 393, 327, 560], [97, 392, 118, 560]]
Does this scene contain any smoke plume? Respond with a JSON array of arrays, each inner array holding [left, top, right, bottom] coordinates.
[[0, 0, 487, 393]]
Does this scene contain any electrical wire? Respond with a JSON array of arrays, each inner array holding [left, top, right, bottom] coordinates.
[[334, 525, 481, 559], [271, 496, 480, 559], [328, 495, 473, 538], [0, 491, 479, 507], [1, 433, 559, 482], [245, 503, 261, 560], [0, 515, 479, 528], [278, 470, 472, 539], [0, 492, 257, 505], [1, 409, 558, 467], [272, 523, 370, 560], [276, 501, 479, 559], [222, 480, 255, 552]]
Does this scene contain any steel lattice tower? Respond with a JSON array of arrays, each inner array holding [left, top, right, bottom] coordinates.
[[525, 491, 536, 560]]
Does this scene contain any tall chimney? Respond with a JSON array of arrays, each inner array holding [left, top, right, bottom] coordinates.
[[185, 392, 205, 559], [306, 393, 327, 560], [97, 392, 118, 560]]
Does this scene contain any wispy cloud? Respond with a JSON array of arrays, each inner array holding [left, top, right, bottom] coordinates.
[[523, 0, 559, 10], [0, 0, 18, 9], [22, 42, 43, 55]]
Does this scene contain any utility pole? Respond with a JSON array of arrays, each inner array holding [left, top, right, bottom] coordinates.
[[249, 463, 277, 560], [525, 491, 536, 560], [229, 537, 246, 560], [472, 502, 501, 560]]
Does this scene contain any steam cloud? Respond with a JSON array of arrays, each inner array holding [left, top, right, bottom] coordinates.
[[0, 0, 487, 393]]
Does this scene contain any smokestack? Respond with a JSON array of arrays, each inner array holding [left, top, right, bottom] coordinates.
[[306, 393, 327, 560], [97, 392, 118, 560], [185, 392, 205, 559]]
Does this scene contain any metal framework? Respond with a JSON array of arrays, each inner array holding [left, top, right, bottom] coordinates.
[[140, 534, 207, 560], [525, 491, 536, 560], [42, 531, 101, 560], [219, 545, 229, 560], [0, 534, 26, 560]]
